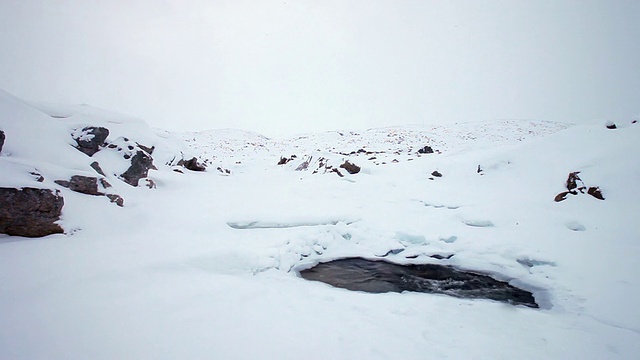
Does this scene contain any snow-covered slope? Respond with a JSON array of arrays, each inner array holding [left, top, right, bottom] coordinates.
[[1, 90, 639, 359]]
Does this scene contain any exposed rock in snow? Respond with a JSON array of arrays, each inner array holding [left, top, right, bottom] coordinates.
[[0, 129, 4, 153], [0, 187, 64, 237], [89, 161, 105, 176], [417, 145, 434, 154], [120, 151, 155, 187], [54, 175, 108, 196], [555, 171, 604, 202], [73, 126, 109, 156], [587, 186, 605, 200], [339, 160, 360, 174], [177, 157, 206, 172]]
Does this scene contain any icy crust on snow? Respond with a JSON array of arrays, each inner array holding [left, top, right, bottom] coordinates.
[[1, 89, 640, 359]]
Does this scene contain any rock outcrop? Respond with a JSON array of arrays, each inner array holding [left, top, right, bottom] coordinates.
[[178, 157, 206, 172], [73, 126, 110, 156], [55, 175, 104, 196], [121, 151, 155, 186], [0, 187, 64, 237], [555, 171, 605, 202], [0, 129, 4, 153]]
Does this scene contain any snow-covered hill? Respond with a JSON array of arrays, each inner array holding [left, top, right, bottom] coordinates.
[[1, 90, 639, 359]]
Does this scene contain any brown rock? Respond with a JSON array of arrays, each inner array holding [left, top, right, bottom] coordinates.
[[566, 172, 582, 190], [121, 151, 155, 186], [340, 161, 361, 174], [55, 175, 103, 196], [73, 127, 109, 156], [554, 191, 571, 202], [587, 187, 605, 200], [0, 187, 64, 237]]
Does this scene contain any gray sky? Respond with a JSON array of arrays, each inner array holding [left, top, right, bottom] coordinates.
[[0, 0, 638, 137]]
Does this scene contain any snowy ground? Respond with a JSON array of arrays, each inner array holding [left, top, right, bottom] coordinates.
[[1, 91, 639, 359]]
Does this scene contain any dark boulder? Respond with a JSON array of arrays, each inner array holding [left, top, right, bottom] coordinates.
[[121, 151, 155, 186], [73, 127, 110, 156], [431, 171, 443, 177], [90, 161, 106, 176], [606, 122, 617, 130], [554, 191, 571, 202], [0, 187, 64, 237], [340, 161, 361, 174], [566, 172, 582, 190], [178, 157, 206, 172], [417, 146, 434, 154], [106, 194, 124, 207], [587, 186, 605, 200], [55, 175, 103, 196], [136, 143, 155, 155], [277, 157, 291, 165], [0, 129, 4, 153]]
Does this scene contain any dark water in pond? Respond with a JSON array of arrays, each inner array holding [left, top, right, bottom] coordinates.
[[300, 258, 538, 308]]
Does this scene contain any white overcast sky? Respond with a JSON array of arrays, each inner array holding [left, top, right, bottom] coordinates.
[[0, 0, 638, 137]]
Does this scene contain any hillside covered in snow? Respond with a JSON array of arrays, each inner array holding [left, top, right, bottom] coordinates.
[[1, 90, 639, 359]]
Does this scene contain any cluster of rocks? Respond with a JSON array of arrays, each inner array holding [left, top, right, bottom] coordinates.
[[0, 125, 209, 238], [54, 175, 124, 206], [278, 155, 361, 177], [554, 171, 605, 202]]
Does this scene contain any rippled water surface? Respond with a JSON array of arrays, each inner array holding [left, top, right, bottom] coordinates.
[[300, 258, 538, 308]]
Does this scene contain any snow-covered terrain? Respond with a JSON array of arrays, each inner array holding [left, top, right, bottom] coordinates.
[[1, 89, 639, 359]]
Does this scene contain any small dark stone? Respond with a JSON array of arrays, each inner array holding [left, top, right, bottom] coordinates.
[[340, 161, 361, 174], [145, 179, 157, 189], [173, 168, 184, 174], [136, 143, 155, 155], [587, 186, 605, 200], [566, 172, 582, 190], [0, 129, 4, 153], [30, 172, 45, 182], [73, 127, 109, 157], [107, 144, 117, 149], [120, 151, 155, 187], [429, 253, 454, 260], [178, 157, 206, 172], [127, 145, 134, 150], [277, 157, 290, 165], [331, 168, 344, 177], [90, 161, 106, 176], [477, 165, 483, 174], [99, 178, 112, 189], [606, 123, 617, 130], [106, 194, 124, 207], [431, 171, 443, 177], [55, 175, 103, 196], [554, 191, 571, 202], [0, 187, 64, 237], [417, 145, 434, 154], [123, 154, 130, 160]]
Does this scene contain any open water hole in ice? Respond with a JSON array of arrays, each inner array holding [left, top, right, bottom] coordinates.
[[299, 258, 539, 308]]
